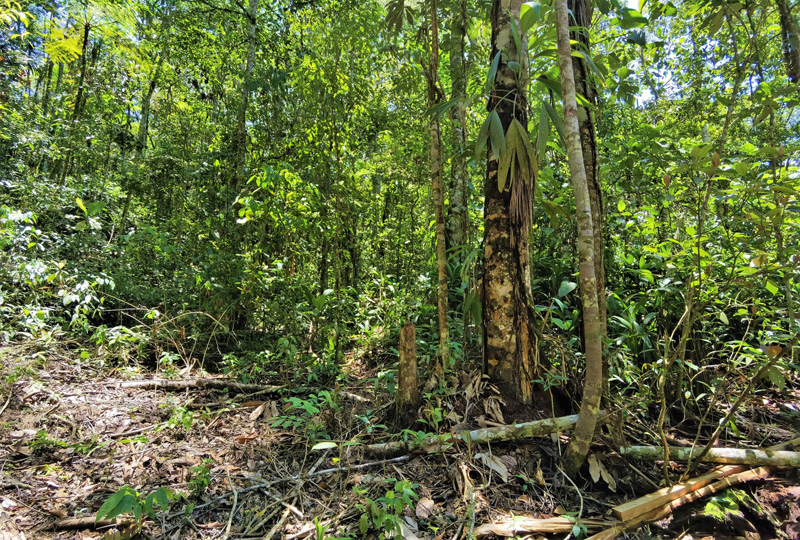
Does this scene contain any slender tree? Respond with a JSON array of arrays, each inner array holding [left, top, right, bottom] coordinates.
[[555, 0, 604, 476], [569, 0, 607, 394], [235, 0, 259, 185], [424, 0, 450, 375], [446, 0, 469, 261]]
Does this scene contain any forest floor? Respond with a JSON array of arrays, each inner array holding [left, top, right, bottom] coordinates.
[[1, 340, 800, 540]]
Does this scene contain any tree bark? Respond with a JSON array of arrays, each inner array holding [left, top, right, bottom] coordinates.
[[425, 0, 450, 374], [395, 320, 419, 425], [483, 0, 539, 405], [776, 0, 800, 87], [555, 0, 604, 476], [569, 0, 606, 393]]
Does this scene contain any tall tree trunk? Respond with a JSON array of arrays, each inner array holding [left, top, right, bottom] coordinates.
[[120, 47, 166, 239], [483, 0, 539, 404], [235, 0, 259, 186], [320, 234, 330, 294], [72, 22, 92, 123], [425, 0, 450, 375], [555, 0, 604, 477], [569, 0, 607, 396], [776, 0, 800, 87], [55, 21, 91, 182], [39, 61, 53, 118], [447, 0, 470, 355], [446, 0, 469, 259]]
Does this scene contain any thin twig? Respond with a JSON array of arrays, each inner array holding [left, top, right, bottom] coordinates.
[[0, 392, 12, 417], [174, 455, 412, 516], [263, 502, 294, 540], [223, 470, 238, 539], [687, 338, 798, 475]]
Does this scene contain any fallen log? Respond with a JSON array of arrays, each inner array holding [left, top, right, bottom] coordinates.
[[620, 445, 800, 467], [365, 412, 610, 456], [108, 378, 286, 394], [589, 467, 774, 540], [474, 516, 616, 537], [613, 436, 800, 521]]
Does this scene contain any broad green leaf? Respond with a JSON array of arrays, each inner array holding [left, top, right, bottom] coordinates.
[[543, 102, 565, 145], [311, 441, 338, 450], [766, 367, 785, 389], [508, 61, 521, 74], [509, 14, 522, 54], [485, 52, 501, 96], [497, 135, 513, 193], [765, 280, 779, 295], [521, 2, 550, 33], [510, 118, 536, 184], [536, 75, 562, 96], [96, 486, 130, 522], [426, 96, 461, 122], [76, 198, 88, 216], [718, 311, 729, 325], [476, 114, 492, 160], [488, 110, 506, 159], [618, 8, 648, 29], [691, 144, 712, 160], [537, 101, 549, 158], [705, 10, 724, 36], [557, 281, 577, 297], [618, 200, 626, 212]]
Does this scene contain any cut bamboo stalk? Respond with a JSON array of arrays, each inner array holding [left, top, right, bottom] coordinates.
[[612, 437, 799, 522], [611, 465, 747, 521], [620, 446, 800, 466], [592, 467, 774, 540], [474, 516, 615, 537]]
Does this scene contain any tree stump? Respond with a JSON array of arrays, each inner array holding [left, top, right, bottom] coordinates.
[[395, 320, 419, 426]]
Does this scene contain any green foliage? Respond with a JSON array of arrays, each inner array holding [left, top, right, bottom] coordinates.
[[703, 489, 759, 523], [95, 484, 180, 523], [188, 459, 214, 498], [269, 392, 340, 442], [355, 479, 418, 539]]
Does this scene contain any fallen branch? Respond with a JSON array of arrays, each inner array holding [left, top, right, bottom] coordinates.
[[589, 467, 774, 540], [108, 378, 285, 394], [474, 516, 616, 537], [620, 445, 800, 467], [366, 412, 610, 456]]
